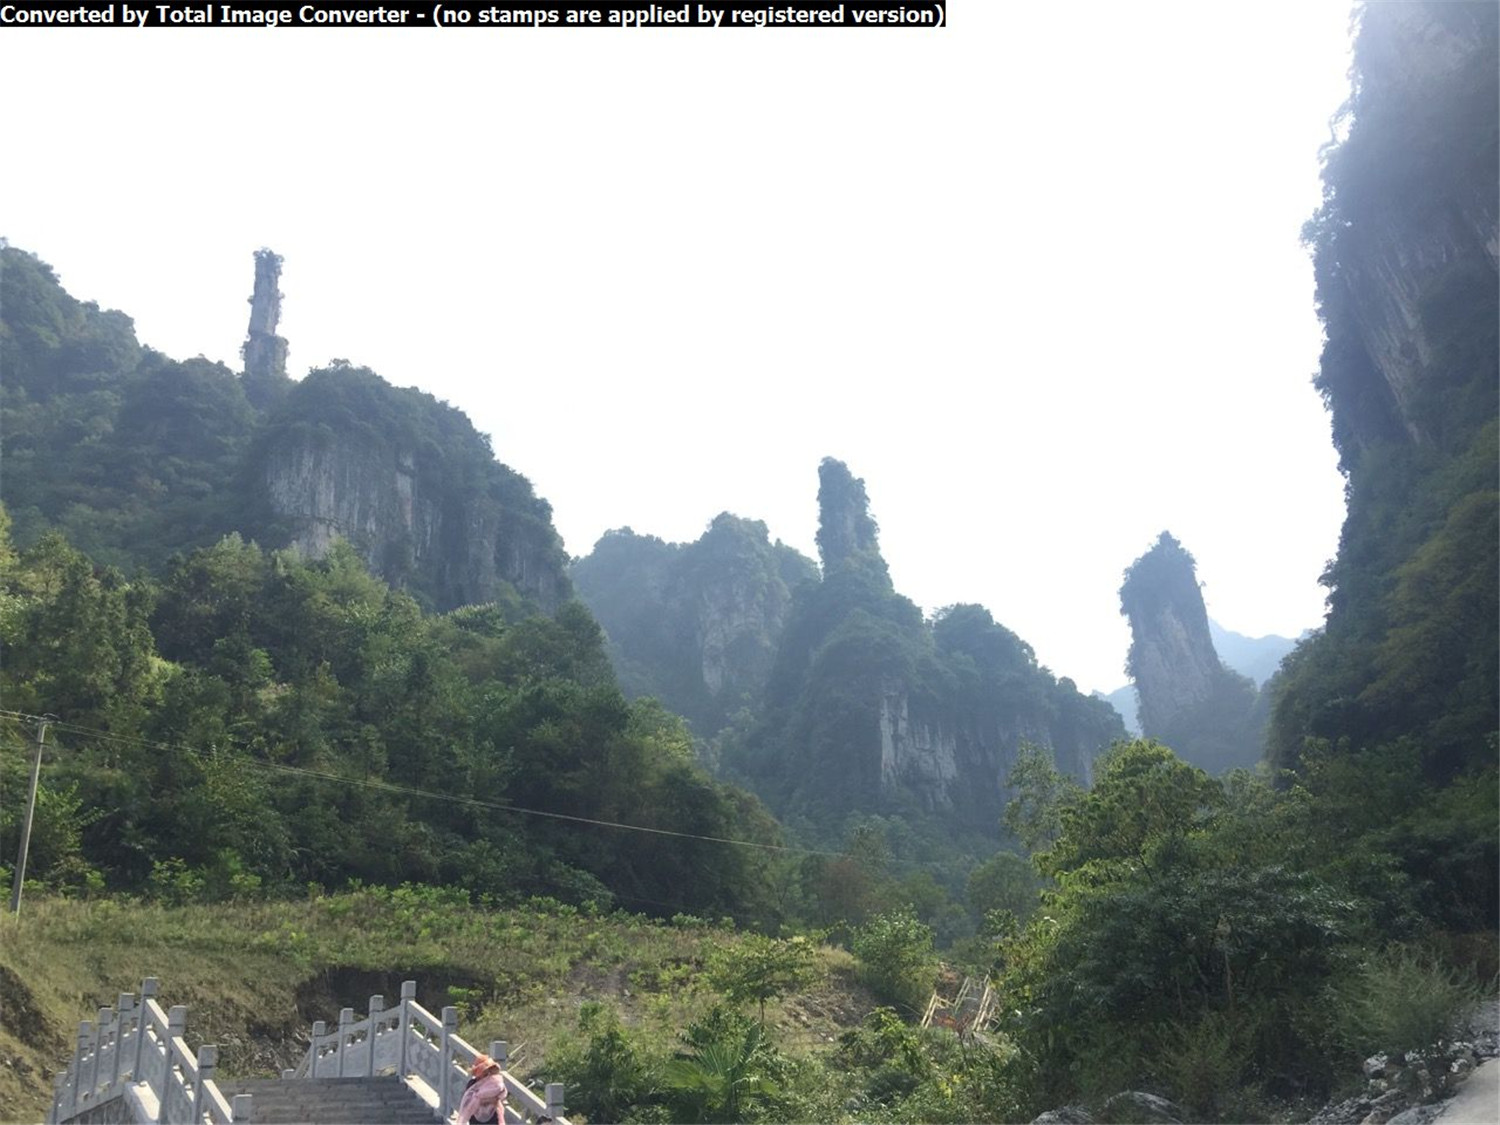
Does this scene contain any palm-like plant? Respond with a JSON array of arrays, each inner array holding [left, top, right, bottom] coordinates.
[[661, 1008, 782, 1123]]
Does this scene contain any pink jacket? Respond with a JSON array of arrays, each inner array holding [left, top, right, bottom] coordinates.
[[457, 1071, 507, 1123]]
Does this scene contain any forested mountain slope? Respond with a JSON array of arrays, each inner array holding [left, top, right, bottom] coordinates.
[[577, 458, 1125, 841], [0, 515, 787, 919], [571, 515, 818, 735], [0, 246, 570, 613]]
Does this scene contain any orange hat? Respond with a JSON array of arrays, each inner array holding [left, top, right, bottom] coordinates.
[[471, 1054, 500, 1077]]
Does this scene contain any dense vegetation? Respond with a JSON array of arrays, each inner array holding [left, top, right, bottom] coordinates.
[[0, 513, 788, 920]]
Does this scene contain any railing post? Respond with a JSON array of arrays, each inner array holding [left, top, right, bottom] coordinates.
[[117, 993, 136, 1085], [163, 1007, 186, 1124], [193, 1044, 217, 1125], [491, 1041, 507, 1069], [76, 1019, 94, 1107], [135, 979, 159, 1088], [546, 1082, 566, 1122], [232, 1093, 253, 1122], [336, 1008, 353, 1077], [91, 1007, 114, 1100], [67, 1025, 85, 1121], [439, 1006, 458, 1122], [366, 995, 383, 1077], [398, 981, 415, 1079], [309, 1021, 326, 1079]]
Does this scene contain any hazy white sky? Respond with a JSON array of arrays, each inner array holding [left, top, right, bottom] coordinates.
[[0, 2, 1355, 694]]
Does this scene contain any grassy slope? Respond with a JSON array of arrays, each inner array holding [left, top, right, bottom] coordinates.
[[0, 890, 876, 1124]]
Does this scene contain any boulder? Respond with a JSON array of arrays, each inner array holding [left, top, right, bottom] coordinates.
[[1101, 1090, 1184, 1123]]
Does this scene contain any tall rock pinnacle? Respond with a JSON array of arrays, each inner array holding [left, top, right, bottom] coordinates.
[[815, 457, 884, 573], [1120, 532, 1264, 772], [242, 248, 289, 384]]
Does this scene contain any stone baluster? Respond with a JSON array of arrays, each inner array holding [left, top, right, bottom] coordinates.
[[116, 993, 136, 1085], [309, 1021, 326, 1079], [398, 981, 416, 1078], [89, 1007, 113, 1099], [52, 1068, 68, 1123], [164, 1007, 187, 1123], [546, 1082, 567, 1122], [232, 1093, 253, 1122], [336, 1008, 353, 1077], [366, 995, 383, 1077], [192, 1044, 217, 1125], [134, 979, 159, 1089], [75, 1019, 94, 1108], [439, 1006, 458, 1121]]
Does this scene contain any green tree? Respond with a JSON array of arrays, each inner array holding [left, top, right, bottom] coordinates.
[[1040, 739, 1222, 879], [541, 1002, 659, 1125], [851, 908, 937, 1013], [966, 850, 1039, 924], [1002, 740, 1081, 854], [707, 933, 821, 1025]]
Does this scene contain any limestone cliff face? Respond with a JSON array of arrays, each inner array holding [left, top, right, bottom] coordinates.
[[1270, 2, 1498, 772], [257, 365, 570, 613], [1310, 2, 1498, 460], [571, 515, 819, 734], [876, 673, 1109, 825], [1121, 533, 1263, 773]]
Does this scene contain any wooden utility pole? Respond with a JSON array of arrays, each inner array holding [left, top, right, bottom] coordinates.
[[10, 715, 53, 915]]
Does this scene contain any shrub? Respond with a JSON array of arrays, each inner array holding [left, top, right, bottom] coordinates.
[[1333, 944, 1485, 1059], [851, 909, 937, 1014]]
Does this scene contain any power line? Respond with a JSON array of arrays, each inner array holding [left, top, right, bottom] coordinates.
[[0, 709, 855, 861]]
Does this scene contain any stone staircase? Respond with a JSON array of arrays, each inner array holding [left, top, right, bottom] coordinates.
[[214, 1077, 434, 1125], [48, 977, 570, 1125]]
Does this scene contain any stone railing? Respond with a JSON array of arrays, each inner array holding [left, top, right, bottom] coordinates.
[[48, 977, 245, 1124], [287, 980, 569, 1125]]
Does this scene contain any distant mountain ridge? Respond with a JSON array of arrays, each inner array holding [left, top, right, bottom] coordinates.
[[1208, 620, 1306, 687]]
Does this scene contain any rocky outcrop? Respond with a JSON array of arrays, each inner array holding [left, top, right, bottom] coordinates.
[[816, 456, 885, 574], [242, 248, 288, 384], [1120, 533, 1263, 773], [1309, 3, 1498, 459], [1120, 532, 1224, 732], [1270, 2, 1498, 772], [740, 461, 1123, 831], [257, 364, 570, 614], [571, 515, 818, 734], [576, 457, 1124, 829], [1306, 1000, 1499, 1125], [874, 660, 1117, 824]]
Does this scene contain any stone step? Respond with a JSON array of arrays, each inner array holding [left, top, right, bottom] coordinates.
[[215, 1077, 436, 1125]]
